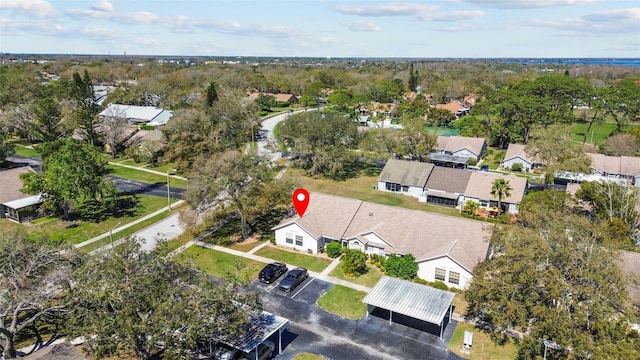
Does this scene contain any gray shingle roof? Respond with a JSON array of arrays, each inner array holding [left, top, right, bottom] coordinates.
[[436, 136, 486, 157], [588, 153, 640, 177], [378, 159, 434, 187], [0, 166, 35, 204], [362, 276, 455, 325], [425, 167, 472, 194], [464, 172, 528, 204]]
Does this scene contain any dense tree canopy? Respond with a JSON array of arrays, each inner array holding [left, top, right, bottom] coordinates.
[[67, 238, 260, 360], [0, 232, 80, 359]]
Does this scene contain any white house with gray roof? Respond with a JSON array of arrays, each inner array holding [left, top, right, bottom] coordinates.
[[100, 103, 173, 127], [501, 143, 543, 172], [377, 159, 434, 197], [272, 192, 492, 289]]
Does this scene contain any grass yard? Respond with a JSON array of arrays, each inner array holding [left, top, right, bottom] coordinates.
[[11, 195, 177, 245], [292, 354, 324, 360], [228, 240, 266, 252], [300, 172, 462, 217], [448, 323, 517, 360], [481, 148, 506, 170], [330, 262, 382, 288], [452, 293, 469, 316], [254, 247, 332, 273], [107, 164, 188, 189], [317, 285, 368, 320], [571, 121, 621, 146], [176, 245, 266, 283], [13, 145, 40, 158]]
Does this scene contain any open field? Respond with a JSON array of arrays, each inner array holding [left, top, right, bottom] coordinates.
[[254, 247, 332, 273], [317, 285, 368, 320], [448, 323, 517, 360], [176, 245, 266, 283]]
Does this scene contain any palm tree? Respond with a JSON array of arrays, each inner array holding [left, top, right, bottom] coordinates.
[[491, 178, 512, 216]]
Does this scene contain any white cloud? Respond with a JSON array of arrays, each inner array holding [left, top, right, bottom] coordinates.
[[91, 0, 113, 12], [528, 8, 640, 34], [462, 0, 597, 9], [335, 2, 439, 17], [583, 8, 640, 22], [428, 10, 485, 21], [0, 0, 55, 18], [340, 20, 381, 31]]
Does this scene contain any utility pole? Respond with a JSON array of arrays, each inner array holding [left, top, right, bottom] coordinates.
[[110, 222, 122, 249]]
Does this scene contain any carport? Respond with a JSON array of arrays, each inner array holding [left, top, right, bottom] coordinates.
[[362, 276, 455, 341], [217, 308, 289, 359]]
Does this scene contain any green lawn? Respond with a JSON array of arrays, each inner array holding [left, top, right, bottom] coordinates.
[[452, 293, 469, 316], [317, 285, 368, 320], [176, 245, 266, 283], [300, 172, 462, 217], [292, 353, 325, 360], [448, 323, 517, 360], [254, 247, 332, 273], [571, 121, 622, 146], [330, 262, 382, 288], [107, 164, 188, 188], [228, 240, 266, 252], [481, 148, 506, 170], [13, 145, 40, 158], [21, 195, 177, 245]]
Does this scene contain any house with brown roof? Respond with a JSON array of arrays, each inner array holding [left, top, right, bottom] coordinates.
[[433, 135, 487, 162], [371, 102, 397, 118], [460, 172, 528, 214], [272, 93, 298, 105], [435, 102, 469, 118], [377, 159, 434, 197], [0, 166, 43, 223], [424, 166, 472, 207], [501, 143, 544, 172], [272, 192, 492, 289], [588, 153, 640, 186]]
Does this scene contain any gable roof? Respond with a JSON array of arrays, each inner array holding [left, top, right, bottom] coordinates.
[[464, 172, 528, 204], [100, 103, 169, 123], [0, 166, 35, 204], [588, 153, 640, 177], [503, 143, 541, 164], [275, 192, 492, 273], [273, 93, 297, 102], [435, 101, 468, 114], [378, 159, 434, 187], [425, 167, 472, 194], [436, 136, 486, 156]]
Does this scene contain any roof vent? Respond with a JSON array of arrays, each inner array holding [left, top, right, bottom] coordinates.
[[369, 212, 373, 216]]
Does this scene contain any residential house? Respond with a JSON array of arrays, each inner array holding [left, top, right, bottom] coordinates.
[[377, 159, 434, 197], [423, 166, 472, 207], [435, 102, 470, 118], [555, 153, 640, 186], [273, 192, 492, 289], [371, 102, 397, 118], [0, 166, 43, 223], [501, 143, 543, 172], [433, 135, 487, 162], [459, 172, 528, 215], [273, 93, 299, 105], [99, 103, 173, 127]]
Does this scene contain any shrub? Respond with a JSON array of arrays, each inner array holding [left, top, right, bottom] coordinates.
[[258, 110, 269, 117], [326, 241, 342, 258], [413, 277, 428, 285], [510, 163, 523, 172], [375, 261, 382, 268], [467, 158, 478, 166], [341, 249, 367, 276], [380, 266, 385, 273], [384, 254, 418, 280], [432, 281, 448, 290]]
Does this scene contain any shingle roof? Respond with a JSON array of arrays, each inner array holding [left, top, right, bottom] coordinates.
[[100, 104, 167, 123], [503, 144, 541, 164], [362, 276, 455, 325], [274, 192, 492, 272], [0, 166, 35, 204], [589, 153, 640, 177], [436, 136, 486, 157], [378, 159, 434, 187], [464, 172, 528, 204], [425, 167, 472, 194]]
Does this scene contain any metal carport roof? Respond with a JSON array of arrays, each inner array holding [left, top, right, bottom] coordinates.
[[218, 308, 289, 353], [362, 276, 455, 326]]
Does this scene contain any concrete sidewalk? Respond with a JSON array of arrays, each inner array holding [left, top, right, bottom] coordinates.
[[74, 200, 185, 249]]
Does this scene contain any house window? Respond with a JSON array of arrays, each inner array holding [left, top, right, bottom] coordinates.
[[385, 182, 401, 192], [448, 271, 460, 285], [402, 185, 409, 192], [479, 200, 489, 207], [286, 233, 293, 244], [435, 268, 446, 282], [295, 235, 303, 246]]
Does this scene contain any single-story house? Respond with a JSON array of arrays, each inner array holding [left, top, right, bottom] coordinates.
[[435, 102, 470, 118], [273, 192, 492, 289], [371, 102, 398, 118], [377, 159, 434, 197], [433, 135, 487, 162], [501, 143, 543, 172], [0, 166, 43, 223], [588, 153, 640, 186], [99, 103, 173, 127], [272, 93, 298, 105], [460, 172, 528, 215], [423, 166, 472, 207]]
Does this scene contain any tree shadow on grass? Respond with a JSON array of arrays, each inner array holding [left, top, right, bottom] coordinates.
[[329, 158, 383, 181], [72, 194, 140, 223]]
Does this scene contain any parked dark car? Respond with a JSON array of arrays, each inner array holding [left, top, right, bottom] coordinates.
[[278, 267, 308, 292], [259, 262, 288, 284]]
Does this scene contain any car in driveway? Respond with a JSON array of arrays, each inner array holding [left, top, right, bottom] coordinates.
[[278, 267, 308, 292], [259, 262, 288, 284]]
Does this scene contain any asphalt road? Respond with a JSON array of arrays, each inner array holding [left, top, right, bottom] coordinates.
[[247, 277, 462, 360]]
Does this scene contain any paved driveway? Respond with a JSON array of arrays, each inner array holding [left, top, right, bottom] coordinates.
[[247, 277, 462, 360]]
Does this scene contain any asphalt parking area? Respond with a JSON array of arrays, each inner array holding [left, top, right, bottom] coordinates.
[[249, 275, 332, 304]]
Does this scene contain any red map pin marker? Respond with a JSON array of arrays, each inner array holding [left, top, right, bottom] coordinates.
[[292, 188, 310, 217]]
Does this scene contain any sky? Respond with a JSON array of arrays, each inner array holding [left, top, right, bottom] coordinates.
[[1, 0, 639, 58]]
